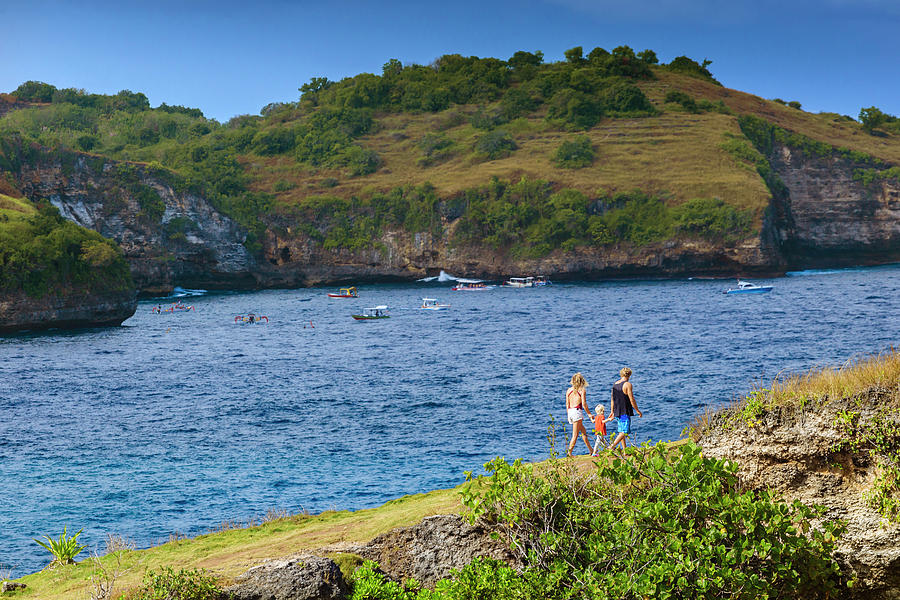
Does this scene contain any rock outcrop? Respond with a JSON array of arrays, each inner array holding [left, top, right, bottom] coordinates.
[[349, 514, 518, 588], [9, 136, 900, 294], [227, 514, 516, 599], [226, 554, 348, 600], [697, 390, 900, 599], [14, 152, 257, 294], [0, 288, 137, 333], [768, 142, 900, 266]]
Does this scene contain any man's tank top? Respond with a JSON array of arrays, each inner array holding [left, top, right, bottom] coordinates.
[[612, 382, 633, 417]]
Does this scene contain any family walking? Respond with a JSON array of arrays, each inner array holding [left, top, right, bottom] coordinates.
[[565, 368, 642, 457]]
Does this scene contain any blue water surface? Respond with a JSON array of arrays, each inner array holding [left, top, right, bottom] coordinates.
[[2, 268, 900, 575]]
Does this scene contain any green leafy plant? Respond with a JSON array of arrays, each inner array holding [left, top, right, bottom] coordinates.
[[131, 567, 222, 600], [552, 136, 594, 168], [351, 560, 422, 600], [460, 442, 845, 599], [33, 526, 87, 567]]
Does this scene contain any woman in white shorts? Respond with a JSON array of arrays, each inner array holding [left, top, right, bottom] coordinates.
[[565, 372, 593, 456]]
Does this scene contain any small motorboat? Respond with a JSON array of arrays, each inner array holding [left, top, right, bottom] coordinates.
[[504, 277, 534, 288], [235, 313, 269, 324], [419, 298, 450, 310], [328, 286, 359, 298], [451, 278, 495, 291], [533, 275, 552, 286], [724, 280, 773, 294], [171, 286, 207, 298], [352, 306, 390, 320]]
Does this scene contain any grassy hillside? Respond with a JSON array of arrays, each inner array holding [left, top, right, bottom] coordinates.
[[3, 47, 900, 261]]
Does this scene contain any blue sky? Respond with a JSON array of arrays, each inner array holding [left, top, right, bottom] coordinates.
[[2, 0, 898, 123]]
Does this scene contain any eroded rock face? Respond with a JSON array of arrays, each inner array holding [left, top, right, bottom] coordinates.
[[697, 390, 900, 599], [0, 288, 137, 333], [15, 153, 257, 293], [769, 143, 900, 265], [350, 514, 519, 589], [226, 554, 348, 600]]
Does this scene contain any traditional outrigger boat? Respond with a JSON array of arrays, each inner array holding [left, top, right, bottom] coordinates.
[[419, 298, 450, 310], [451, 278, 495, 291], [724, 280, 773, 294], [152, 302, 194, 313], [327, 286, 359, 298], [351, 306, 390, 320], [234, 313, 269, 324]]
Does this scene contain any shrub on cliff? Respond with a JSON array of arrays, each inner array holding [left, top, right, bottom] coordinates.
[[354, 442, 845, 599], [0, 203, 132, 297], [553, 135, 595, 168]]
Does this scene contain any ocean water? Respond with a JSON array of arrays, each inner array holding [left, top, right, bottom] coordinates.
[[3, 267, 900, 576]]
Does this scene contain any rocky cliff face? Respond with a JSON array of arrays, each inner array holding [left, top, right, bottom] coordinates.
[[11, 138, 900, 293], [0, 288, 136, 333], [768, 142, 900, 266], [15, 153, 258, 294], [262, 224, 777, 286], [697, 390, 900, 599]]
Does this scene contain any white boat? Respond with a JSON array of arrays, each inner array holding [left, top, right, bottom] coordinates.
[[504, 277, 534, 288], [533, 275, 552, 286], [451, 278, 495, 291], [419, 298, 450, 310], [724, 280, 773, 294], [352, 305, 390, 320]]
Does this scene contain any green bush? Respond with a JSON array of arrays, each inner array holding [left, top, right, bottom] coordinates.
[[473, 130, 517, 160], [131, 567, 222, 600], [665, 56, 720, 85], [416, 133, 455, 167], [665, 90, 699, 113], [671, 197, 752, 241], [0, 203, 133, 297], [459, 442, 845, 600], [552, 136, 594, 168], [546, 88, 603, 129], [598, 81, 654, 115]]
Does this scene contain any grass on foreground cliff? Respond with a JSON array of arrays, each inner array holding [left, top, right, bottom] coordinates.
[[689, 348, 900, 437], [13, 487, 462, 599]]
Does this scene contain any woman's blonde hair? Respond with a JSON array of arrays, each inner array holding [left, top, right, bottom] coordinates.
[[570, 372, 588, 390], [620, 367, 633, 378]]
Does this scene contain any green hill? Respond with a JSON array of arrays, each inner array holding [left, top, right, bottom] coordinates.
[[3, 46, 900, 283]]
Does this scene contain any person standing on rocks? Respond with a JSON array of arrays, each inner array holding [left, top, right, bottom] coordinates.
[[609, 367, 642, 451], [566, 372, 594, 456]]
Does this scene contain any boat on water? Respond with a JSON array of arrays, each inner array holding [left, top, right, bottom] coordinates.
[[234, 313, 268, 324], [451, 278, 495, 291], [504, 277, 534, 288], [503, 275, 552, 287], [327, 286, 359, 298], [419, 298, 450, 310], [724, 280, 773, 294], [351, 306, 390, 320], [152, 302, 194, 313]]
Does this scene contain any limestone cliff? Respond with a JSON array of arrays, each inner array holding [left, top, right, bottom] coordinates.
[[768, 142, 900, 266], [9, 137, 900, 293], [697, 390, 900, 599], [14, 152, 258, 294], [0, 288, 136, 333]]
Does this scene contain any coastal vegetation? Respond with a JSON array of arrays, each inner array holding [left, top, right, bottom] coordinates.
[[5, 43, 900, 275], [0, 193, 132, 297]]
